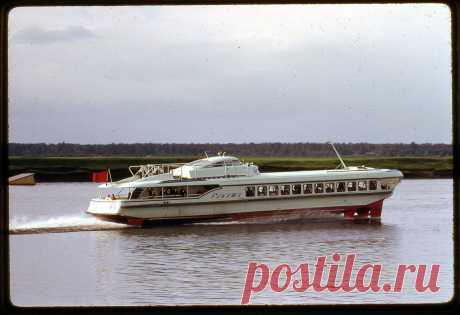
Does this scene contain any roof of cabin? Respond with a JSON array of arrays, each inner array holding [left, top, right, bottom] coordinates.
[[185, 155, 240, 167]]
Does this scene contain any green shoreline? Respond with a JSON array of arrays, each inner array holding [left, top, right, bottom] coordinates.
[[8, 155, 453, 182]]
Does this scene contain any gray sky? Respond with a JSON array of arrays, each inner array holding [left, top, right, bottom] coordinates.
[[8, 4, 452, 144]]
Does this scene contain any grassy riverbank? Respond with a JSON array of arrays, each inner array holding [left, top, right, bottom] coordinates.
[[8, 155, 453, 181]]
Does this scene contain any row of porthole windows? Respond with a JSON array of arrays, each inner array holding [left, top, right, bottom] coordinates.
[[245, 180, 384, 197]]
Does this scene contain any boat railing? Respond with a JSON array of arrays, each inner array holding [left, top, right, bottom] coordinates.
[[129, 163, 185, 178]]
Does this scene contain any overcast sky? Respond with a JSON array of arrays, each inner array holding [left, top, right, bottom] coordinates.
[[8, 4, 452, 144]]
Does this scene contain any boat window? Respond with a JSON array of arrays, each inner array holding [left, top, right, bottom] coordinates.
[[163, 186, 187, 198], [138, 188, 150, 199], [303, 183, 313, 194], [268, 185, 279, 196], [337, 182, 346, 192], [325, 183, 335, 193], [314, 183, 324, 193], [150, 187, 162, 199], [347, 182, 356, 192], [280, 184, 291, 195], [358, 181, 367, 191], [292, 184, 301, 195], [206, 162, 225, 168], [381, 183, 390, 190], [257, 185, 267, 196], [245, 186, 255, 197], [188, 185, 218, 197], [130, 188, 143, 199], [131, 187, 162, 199], [229, 160, 242, 166], [369, 180, 377, 190]]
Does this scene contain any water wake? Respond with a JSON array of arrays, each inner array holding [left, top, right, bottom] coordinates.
[[10, 211, 345, 234], [9, 214, 130, 235]]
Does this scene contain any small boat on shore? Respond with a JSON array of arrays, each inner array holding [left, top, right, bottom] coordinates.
[[9, 173, 36, 185], [86, 145, 403, 226]]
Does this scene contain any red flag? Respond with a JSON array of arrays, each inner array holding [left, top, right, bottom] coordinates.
[[92, 170, 108, 183]]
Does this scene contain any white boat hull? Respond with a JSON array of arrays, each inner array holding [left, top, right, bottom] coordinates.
[[87, 191, 391, 226]]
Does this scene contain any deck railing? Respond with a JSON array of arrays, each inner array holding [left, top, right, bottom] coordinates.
[[128, 163, 185, 178]]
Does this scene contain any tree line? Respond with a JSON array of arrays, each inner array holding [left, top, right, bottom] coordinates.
[[8, 142, 452, 157]]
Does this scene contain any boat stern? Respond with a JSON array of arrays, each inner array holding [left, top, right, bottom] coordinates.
[[86, 198, 147, 226], [86, 198, 122, 216]]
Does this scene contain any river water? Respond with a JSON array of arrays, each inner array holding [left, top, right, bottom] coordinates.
[[9, 179, 453, 306]]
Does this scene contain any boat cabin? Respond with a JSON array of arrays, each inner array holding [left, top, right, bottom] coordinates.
[[171, 155, 259, 179]]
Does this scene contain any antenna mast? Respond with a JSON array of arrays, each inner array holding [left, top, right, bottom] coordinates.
[[328, 142, 347, 169]]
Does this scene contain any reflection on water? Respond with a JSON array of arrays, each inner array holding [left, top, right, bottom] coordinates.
[[9, 180, 453, 305]]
